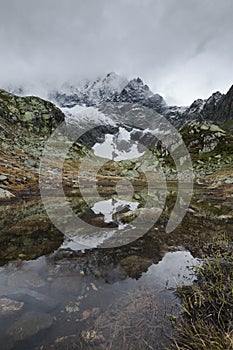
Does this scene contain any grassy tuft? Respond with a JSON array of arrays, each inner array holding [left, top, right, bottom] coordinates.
[[173, 239, 233, 349]]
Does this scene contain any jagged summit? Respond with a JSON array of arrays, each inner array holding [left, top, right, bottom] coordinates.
[[49, 72, 128, 108], [114, 77, 153, 102], [48, 73, 168, 116]]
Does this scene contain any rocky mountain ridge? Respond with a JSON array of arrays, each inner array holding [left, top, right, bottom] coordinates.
[[4, 72, 233, 135], [48, 73, 173, 118], [9, 72, 232, 132]]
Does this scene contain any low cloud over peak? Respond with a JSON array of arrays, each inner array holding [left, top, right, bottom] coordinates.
[[0, 0, 233, 105]]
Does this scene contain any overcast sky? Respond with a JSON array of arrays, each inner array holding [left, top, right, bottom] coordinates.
[[0, 0, 233, 105]]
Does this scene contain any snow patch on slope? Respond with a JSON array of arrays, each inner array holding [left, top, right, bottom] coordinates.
[[62, 105, 116, 127]]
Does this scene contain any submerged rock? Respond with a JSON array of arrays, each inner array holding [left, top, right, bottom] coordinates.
[[0, 298, 24, 316], [7, 311, 53, 341]]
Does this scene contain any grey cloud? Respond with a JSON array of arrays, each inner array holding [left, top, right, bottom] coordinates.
[[0, 0, 233, 104]]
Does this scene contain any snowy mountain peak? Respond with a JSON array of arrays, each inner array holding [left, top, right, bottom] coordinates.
[[114, 77, 156, 104], [48, 73, 169, 115], [123, 77, 152, 95], [3, 73, 233, 132], [87, 72, 128, 101], [49, 73, 129, 108]]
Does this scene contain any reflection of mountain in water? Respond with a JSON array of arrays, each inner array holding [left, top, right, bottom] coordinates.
[[91, 199, 139, 224], [1, 189, 232, 282], [93, 127, 146, 161]]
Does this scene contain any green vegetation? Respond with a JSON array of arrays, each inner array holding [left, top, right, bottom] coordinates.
[[174, 237, 233, 350], [0, 89, 64, 135]]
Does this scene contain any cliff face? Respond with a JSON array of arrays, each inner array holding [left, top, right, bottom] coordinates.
[[185, 85, 233, 132], [213, 85, 233, 123]]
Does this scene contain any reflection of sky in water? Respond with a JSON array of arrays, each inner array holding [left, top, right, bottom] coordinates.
[[93, 127, 145, 161], [91, 199, 139, 223], [61, 199, 139, 250], [143, 251, 200, 290]]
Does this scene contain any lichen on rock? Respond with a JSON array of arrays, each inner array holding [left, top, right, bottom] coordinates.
[[0, 89, 65, 135]]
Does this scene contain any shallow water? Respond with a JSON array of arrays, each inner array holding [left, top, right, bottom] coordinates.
[[0, 249, 197, 350], [0, 187, 232, 350]]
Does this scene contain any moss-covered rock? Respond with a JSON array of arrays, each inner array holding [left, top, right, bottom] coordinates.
[[0, 89, 65, 135]]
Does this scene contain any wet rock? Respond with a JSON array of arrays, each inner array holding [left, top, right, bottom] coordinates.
[[15, 289, 59, 311], [1, 287, 59, 312], [49, 248, 76, 260], [6, 311, 53, 341], [0, 298, 24, 316]]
